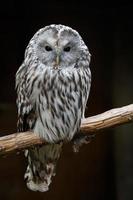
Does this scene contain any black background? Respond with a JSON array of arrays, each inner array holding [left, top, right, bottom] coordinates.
[[0, 1, 133, 200]]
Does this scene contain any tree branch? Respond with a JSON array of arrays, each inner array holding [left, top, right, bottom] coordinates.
[[0, 104, 133, 155]]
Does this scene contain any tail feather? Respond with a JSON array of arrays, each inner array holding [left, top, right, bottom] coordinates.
[[24, 143, 62, 192]]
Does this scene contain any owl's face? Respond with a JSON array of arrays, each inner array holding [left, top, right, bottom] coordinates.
[[34, 25, 83, 69]]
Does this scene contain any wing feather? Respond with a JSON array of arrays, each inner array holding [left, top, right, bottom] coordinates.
[[16, 63, 36, 132]]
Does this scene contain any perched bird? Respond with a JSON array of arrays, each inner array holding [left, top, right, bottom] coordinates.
[[16, 24, 91, 192]]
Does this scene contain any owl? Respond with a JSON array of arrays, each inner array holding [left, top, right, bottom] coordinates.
[[16, 24, 91, 192]]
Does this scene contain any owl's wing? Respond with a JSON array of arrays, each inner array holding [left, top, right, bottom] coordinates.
[[77, 51, 91, 118], [16, 63, 36, 132], [73, 56, 92, 152], [82, 67, 91, 117]]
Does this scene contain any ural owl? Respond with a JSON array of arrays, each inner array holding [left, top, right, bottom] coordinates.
[[16, 24, 91, 192]]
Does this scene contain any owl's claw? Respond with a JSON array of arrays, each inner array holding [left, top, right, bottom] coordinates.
[[72, 134, 95, 153]]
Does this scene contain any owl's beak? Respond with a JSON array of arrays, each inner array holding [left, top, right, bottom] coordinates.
[[54, 52, 60, 69], [56, 55, 60, 66], [54, 48, 60, 69]]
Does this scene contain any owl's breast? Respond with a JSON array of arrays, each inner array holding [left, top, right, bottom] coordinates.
[[31, 68, 86, 143]]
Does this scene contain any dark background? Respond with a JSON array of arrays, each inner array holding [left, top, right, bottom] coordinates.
[[0, 1, 133, 200]]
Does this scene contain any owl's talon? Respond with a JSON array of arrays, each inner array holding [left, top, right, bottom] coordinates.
[[72, 134, 95, 153]]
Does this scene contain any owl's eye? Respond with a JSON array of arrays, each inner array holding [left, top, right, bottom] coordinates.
[[64, 46, 71, 52], [45, 45, 52, 51]]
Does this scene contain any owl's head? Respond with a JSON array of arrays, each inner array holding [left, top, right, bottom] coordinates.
[[26, 25, 89, 69]]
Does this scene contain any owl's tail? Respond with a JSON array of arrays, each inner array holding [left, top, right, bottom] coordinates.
[[24, 143, 62, 192]]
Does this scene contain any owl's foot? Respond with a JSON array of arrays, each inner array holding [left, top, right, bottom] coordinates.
[[72, 133, 95, 153]]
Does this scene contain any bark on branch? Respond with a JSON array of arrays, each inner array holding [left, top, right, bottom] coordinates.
[[0, 104, 133, 155]]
